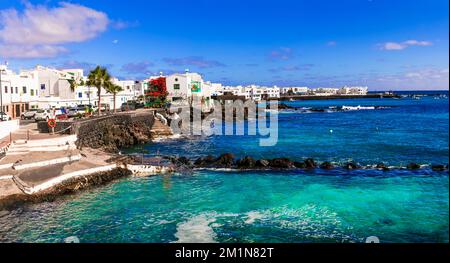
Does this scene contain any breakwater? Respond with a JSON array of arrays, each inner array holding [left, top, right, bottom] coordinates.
[[168, 153, 449, 172]]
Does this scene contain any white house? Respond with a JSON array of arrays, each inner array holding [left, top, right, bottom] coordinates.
[[0, 64, 40, 119], [166, 71, 213, 112], [280, 87, 309, 95], [338, 86, 368, 95], [313, 88, 339, 96]]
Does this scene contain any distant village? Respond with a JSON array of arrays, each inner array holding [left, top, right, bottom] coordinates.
[[0, 64, 369, 119]]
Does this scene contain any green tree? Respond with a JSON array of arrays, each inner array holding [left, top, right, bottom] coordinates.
[[106, 84, 124, 113], [67, 78, 84, 92], [86, 66, 112, 116]]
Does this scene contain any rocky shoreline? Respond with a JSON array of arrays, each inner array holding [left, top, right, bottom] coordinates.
[[74, 112, 156, 153], [167, 153, 449, 172]]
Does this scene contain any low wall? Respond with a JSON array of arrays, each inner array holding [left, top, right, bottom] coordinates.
[[37, 121, 73, 134], [73, 112, 156, 152], [0, 120, 19, 140]]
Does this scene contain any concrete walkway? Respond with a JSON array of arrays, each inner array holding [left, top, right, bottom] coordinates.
[[0, 130, 114, 197]]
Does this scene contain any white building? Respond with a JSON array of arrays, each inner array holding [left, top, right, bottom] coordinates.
[[0, 64, 40, 119], [313, 88, 339, 96], [211, 83, 224, 96], [338, 86, 368, 95], [280, 87, 309, 95], [8, 65, 141, 112], [264, 86, 280, 99], [166, 71, 213, 112]]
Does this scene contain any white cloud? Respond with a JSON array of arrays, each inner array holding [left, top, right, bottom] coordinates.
[[268, 47, 294, 61], [0, 44, 68, 59], [367, 67, 449, 90], [380, 40, 433, 51], [0, 2, 109, 58]]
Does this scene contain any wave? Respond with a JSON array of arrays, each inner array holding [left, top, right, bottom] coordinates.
[[174, 213, 219, 243], [173, 205, 361, 243]]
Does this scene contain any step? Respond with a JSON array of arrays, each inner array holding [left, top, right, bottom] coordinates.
[[7, 144, 76, 154], [12, 154, 82, 171], [12, 135, 77, 148]]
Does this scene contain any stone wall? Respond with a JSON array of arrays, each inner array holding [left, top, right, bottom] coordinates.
[[73, 112, 155, 152], [37, 121, 73, 134]]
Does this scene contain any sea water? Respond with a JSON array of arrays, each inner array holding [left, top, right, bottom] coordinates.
[[0, 93, 448, 243]]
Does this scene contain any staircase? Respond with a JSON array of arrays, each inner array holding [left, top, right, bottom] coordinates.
[[150, 117, 173, 138]]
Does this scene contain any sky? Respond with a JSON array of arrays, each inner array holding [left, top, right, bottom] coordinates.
[[0, 0, 448, 90]]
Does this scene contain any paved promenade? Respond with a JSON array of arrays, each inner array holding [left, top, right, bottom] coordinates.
[[0, 120, 115, 199]]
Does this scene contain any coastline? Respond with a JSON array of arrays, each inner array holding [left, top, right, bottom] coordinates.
[[0, 110, 174, 210]]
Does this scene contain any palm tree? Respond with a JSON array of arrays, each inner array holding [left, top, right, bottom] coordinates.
[[86, 66, 112, 116], [67, 78, 84, 92], [106, 84, 123, 113]]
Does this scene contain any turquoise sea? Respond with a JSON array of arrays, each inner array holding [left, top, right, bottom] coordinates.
[[0, 92, 448, 243]]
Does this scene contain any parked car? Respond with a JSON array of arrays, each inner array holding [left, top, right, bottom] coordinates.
[[34, 109, 51, 122], [93, 103, 110, 113], [21, 109, 39, 120], [68, 105, 95, 117], [67, 107, 78, 118], [120, 102, 135, 112], [120, 101, 144, 112], [0, 112, 12, 121], [55, 109, 68, 120]]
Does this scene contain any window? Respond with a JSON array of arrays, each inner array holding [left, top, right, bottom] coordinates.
[[15, 87, 18, 94], [10, 87, 13, 93], [78, 92, 82, 98], [23, 87, 27, 94], [174, 84, 180, 90], [30, 89, 34, 96], [40, 84, 45, 90], [4, 86, 7, 93]]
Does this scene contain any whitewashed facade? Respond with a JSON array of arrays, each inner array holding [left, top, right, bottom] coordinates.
[[0, 65, 40, 119]]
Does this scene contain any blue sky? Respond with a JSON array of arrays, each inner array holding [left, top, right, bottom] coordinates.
[[0, 0, 448, 90]]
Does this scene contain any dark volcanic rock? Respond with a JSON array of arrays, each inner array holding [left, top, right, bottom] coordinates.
[[431, 164, 446, 171], [256, 159, 270, 168], [344, 162, 359, 170], [215, 153, 235, 167], [407, 163, 421, 170], [320, 162, 334, 170], [304, 158, 317, 169], [277, 103, 297, 110], [177, 157, 192, 166], [376, 163, 389, 171], [237, 156, 256, 169], [194, 155, 216, 167], [269, 158, 294, 169], [294, 161, 306, 169]]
